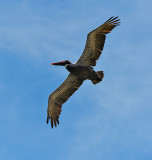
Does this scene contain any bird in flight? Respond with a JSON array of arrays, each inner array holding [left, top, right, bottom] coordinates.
[[47, 16, 120, 128]]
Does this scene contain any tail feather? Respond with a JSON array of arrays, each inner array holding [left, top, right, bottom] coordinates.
[[91, 71, 104, 85]]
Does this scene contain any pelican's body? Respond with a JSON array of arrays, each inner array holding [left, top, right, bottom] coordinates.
[[66, 63, 103, 82], [47, 17, 120, 128]]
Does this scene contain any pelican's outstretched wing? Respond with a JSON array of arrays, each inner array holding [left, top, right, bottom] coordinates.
[[47, 73, 84, 128], [76, 16, 120, 66]]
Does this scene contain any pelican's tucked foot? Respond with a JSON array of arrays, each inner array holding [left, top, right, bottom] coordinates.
[[91, 71, 104, 85]]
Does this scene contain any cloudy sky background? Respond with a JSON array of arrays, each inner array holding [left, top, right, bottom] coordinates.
[[0, 0, 152, 160]]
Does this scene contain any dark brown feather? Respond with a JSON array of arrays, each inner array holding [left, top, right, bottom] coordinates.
[[76, 16, 120, 66], [47, 73, 83, 128]]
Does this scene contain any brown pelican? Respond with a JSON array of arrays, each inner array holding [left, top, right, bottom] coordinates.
[[47, 16, 120, 128]]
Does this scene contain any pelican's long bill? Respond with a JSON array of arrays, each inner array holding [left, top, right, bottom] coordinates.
[[51, 61, 67, 66]]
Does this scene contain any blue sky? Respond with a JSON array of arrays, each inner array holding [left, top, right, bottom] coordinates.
[[0, 0, 152, 160]]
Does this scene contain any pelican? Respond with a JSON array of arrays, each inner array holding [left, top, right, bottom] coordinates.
[[47, 16, 120, 128]]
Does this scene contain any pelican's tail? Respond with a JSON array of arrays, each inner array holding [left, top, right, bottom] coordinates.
[[91, 71, 104, 85]]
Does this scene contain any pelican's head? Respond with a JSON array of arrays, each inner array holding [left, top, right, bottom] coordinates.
[[51, 60, 72, 66]]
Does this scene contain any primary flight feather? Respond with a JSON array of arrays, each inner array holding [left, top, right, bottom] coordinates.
[[47, 16, 120, 128]]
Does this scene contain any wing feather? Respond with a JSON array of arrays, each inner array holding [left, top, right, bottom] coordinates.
[[76, 16, 120, 66], [47, 73, 83, 128]]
